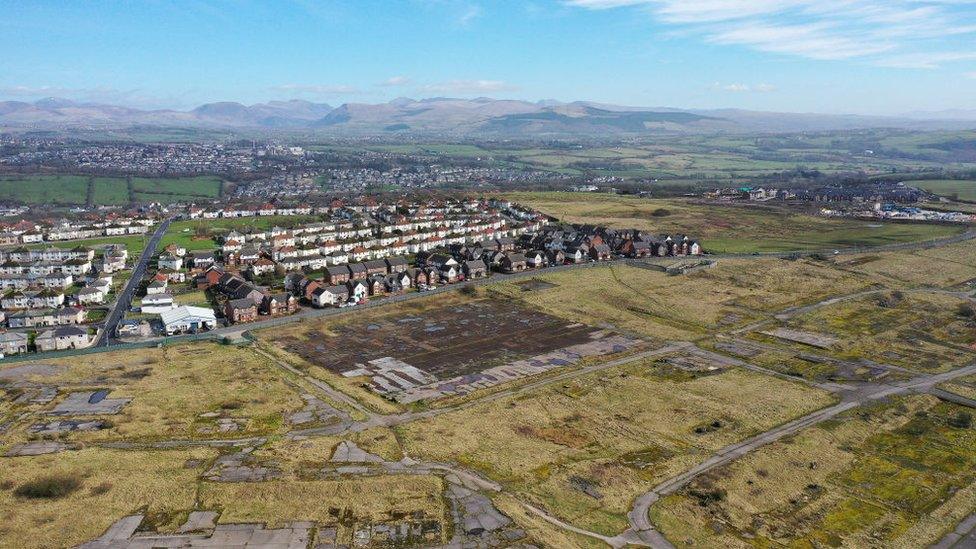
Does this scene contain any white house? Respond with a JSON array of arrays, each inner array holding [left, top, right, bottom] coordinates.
[[0, 331, 28, 355], [141, 293, 175, 313], [157, 254, 183, 271], [76, 286, 105, 305], [35, 325, 93, 352]]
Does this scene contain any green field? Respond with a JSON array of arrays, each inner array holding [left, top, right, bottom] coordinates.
[[0, 175, 89, 204], [912, 180, 976, 201], [90, 177, 130, 205], [509, 192, 964, 254], [26, 234, 150, 255], [158, 215, 320, 252], [0, 175, 223, 205], [131, 176, 222, 202]]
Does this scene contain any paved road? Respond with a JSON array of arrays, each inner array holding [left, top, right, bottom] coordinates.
[[96, 217, 172, 347]]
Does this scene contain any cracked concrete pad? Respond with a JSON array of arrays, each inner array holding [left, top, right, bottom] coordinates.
[[5, 441, 72, 456], [50, 391, 130, 415], [330, 441, 384, 463]]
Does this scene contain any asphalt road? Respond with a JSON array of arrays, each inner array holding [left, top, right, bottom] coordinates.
[[96, 217, 172, 347]]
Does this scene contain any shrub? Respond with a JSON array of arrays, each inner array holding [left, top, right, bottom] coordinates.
[[459, 285, 478, 297], [958, 303, 976, 319], [949, 411, 972, 429], [14, 474, 82, 499], [650, 208, 671, 217]]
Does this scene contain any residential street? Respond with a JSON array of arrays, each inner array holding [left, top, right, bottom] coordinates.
[[96, 217, 172, 347]]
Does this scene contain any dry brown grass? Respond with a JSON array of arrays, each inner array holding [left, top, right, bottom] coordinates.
[[650, 395, 976, 548], [199, 475, 449, 544], [399, 359, 834, 535], [0, 342, 307, 443], [0, 447, 213, 549], [490, 259, 871, 341]]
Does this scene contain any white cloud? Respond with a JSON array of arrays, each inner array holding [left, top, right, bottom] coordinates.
[[420, 79, 520, 93], [379, 76, 412, 87], [269, 84, 360, 95], [967, 71, 976, 79], [565, 0, 976, 68], [875, 52, 976, 69]]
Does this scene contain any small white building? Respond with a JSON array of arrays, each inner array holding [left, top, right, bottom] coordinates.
[[141, 293, 175, 313], [160, 306, 217, 335]]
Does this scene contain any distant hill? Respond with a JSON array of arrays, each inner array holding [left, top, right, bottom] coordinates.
[[1, 96, 974, 136]]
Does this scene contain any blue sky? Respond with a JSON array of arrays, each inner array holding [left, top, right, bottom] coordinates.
[[1, 0, 974, 115]]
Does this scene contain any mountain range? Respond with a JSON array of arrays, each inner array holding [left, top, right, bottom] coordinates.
[[1, 97, 974, 136]]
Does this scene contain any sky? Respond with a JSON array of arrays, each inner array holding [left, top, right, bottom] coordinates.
[[1, 0, 975, 115]]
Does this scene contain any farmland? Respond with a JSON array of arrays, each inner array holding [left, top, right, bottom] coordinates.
[[0, 174, 89, 204], [0, 174, 223, 206], [130, 175, 223, 202], [506, 192, 963, 254], [913, 179, 976, 201]]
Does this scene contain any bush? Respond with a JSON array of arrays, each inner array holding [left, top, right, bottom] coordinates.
[[949, 411, 972, 429], [878, 291, 904, 308], [958, 303, 976, 319], [14, 474, 82, 499], [459, 285, 478, 297], [650, 208, 671, 217]]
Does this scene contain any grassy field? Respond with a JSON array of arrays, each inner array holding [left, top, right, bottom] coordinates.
[[911, 180, 976, 201], [0, 447, 214, 548], [90, 177, 129, 205], [0, 342, 307, 445], [651, 395, 976, 548], [488, 259, 872, 341], [507, 192, 963, 253], [159, 215, 320, 252], [0, 174, 89, 204], [199, 474, 449, 544], [399, 358, 834, 536], [131, 176, 222, 203], [780, 292, 976, 372], [0, 174, 223, 206]]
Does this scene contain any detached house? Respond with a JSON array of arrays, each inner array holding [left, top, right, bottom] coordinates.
[[225, 298, 258, 324], [463, 260, 487, 279], [589, 244, 612, 261], [311, 285, 348, 308], [262, 292, 298, 316], [501, 253, 528, 273]]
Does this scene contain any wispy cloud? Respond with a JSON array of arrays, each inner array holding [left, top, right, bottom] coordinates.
[[712, 82, 777, 93], [967, 71, 976, 80], [269, 84, 361, 95], [378, 76, 412, 87], [565, 0, 976, 68], [458, 4, 482, 26], [419, 79, 520, 93]]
